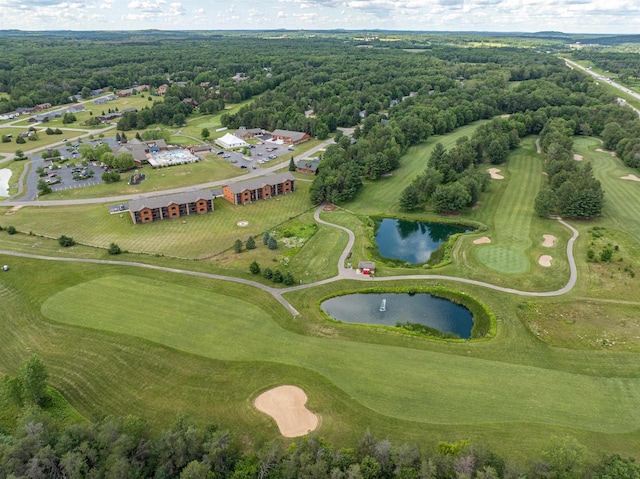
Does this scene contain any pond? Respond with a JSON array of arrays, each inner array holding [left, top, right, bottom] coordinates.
[[321, 293, 473, 339], [375, 218, 470, 264]]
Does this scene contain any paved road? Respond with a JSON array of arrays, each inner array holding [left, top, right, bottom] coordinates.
[[562, 57, 640, 117], [0, 206, 580, 317]]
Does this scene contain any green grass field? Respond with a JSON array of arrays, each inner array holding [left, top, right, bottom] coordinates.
[[3, 125, 640, 459], [3, 181, 313, 258], [0, 127, 88, 154]]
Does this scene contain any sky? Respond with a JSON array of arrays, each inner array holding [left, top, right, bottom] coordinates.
[[0, 0, 638, 34]]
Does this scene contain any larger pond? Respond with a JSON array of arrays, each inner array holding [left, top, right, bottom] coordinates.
[[375, 218, 470, 264], [0, 168, 11, 197], [321, 293, 473, 339]]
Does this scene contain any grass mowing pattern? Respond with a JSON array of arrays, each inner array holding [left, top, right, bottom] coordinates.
[[41, 274, 640, 433], [574, 137, 640, 243], [6, 182, 313, 258], [474, 139, 542, 273]]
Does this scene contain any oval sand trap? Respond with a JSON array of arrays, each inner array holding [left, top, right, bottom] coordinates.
[[488, 168, 503, 180], [542, 234, 556, 248], [236, 220, 249, 227], [573, 154, 583, 161], [539, 255, 553, 267], [621, 174, 640, 182], [473, 236, 491, 245], [255, 385, 319, 437], [596, 148, 616, 157]]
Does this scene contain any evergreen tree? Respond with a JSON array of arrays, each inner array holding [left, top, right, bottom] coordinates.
[[288, 157, 296, 171], [249, 261, 260, 274], [246, 236, 256, 250], [233, 239, 243, 253], [20, 354, 49, 406]]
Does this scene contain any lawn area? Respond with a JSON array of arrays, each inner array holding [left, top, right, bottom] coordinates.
[[4, 181, 313, 258], [0, 127, 88, 154], [4, 123, 640, 461], [43, 154, 245, 200], [22, 266, 640, 458], [345, 121, 488, 216]]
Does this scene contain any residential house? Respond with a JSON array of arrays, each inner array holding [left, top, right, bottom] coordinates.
[[34, 103, 52, 111], [232, 73, 248, 82], [222, 172, 295, 205], [200, 81, 211, 88], [15, 107, 35, 115], [295, 159, 320, 175], [175, 81, 188, 88], [182, 98, 198, 107], [128, 190, 215, 224], [94, 94, 116, 104], [118, 88, 134, 97], [157, 84, 169, 95], [270, 129, 310, 145], [135, 85, 149, 92], [67, 105, 86, 114]]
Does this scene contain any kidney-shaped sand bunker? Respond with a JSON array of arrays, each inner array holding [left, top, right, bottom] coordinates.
[[254, 385, 319, 437]]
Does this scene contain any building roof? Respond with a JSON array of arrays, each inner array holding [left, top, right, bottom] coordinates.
[[271, 129, 308, 142], [358, 261, 376, 270], [216, 132, 248, 148], [128, 190, 214, 212], [225, 172, 295, 194], [296, 159, 320, 172], [235, 127, 264, 137]]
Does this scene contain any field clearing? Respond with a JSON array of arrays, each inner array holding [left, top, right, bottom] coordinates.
[[41, 273, 640, 436], [345, 121, 488, 215], [3, 182, 313, 258], [44, 155, 245, 200]]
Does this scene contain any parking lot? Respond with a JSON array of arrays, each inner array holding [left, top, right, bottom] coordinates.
[[217, 136, 295, 170]]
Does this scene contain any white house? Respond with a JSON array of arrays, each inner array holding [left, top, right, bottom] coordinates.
[[216, 132, 248, 149]]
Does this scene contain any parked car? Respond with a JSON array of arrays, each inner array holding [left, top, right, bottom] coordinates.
[[217, 151, 224, 155]]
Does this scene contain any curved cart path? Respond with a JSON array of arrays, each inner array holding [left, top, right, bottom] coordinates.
[[0, 205, 579, 316]]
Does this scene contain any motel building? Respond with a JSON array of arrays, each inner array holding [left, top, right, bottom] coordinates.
[[128, 190, 214, 224], [222, 173, 295, 205]]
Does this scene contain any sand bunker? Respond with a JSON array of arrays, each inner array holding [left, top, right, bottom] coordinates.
[[542, 234, 556, 248], [596, 148, 616, 157], [621, 174, 640, 182], [473, 236, 492, 245], [538, 255, 553, 267], [0, 168, 11, 197], [573, 154, 584, 161], [488, 168, 504, 180], [254, 385, 319, 437], [236, 220, 249, 227]]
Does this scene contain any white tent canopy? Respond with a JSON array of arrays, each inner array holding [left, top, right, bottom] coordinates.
[[216, 133, 248, 149]]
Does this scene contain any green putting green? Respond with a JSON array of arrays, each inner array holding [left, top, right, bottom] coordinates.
[[475, 245, 530, 274]]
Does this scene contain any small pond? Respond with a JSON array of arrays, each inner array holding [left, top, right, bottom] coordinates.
[[321, 293, 473, 339], [375, 218, 471, 264]]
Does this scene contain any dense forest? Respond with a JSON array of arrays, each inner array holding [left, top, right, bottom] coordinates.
[[2, 33, 638, 214]]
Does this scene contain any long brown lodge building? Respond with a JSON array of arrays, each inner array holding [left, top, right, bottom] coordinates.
[[128, 190, 215, 224], [222, 172, 295, 205]]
